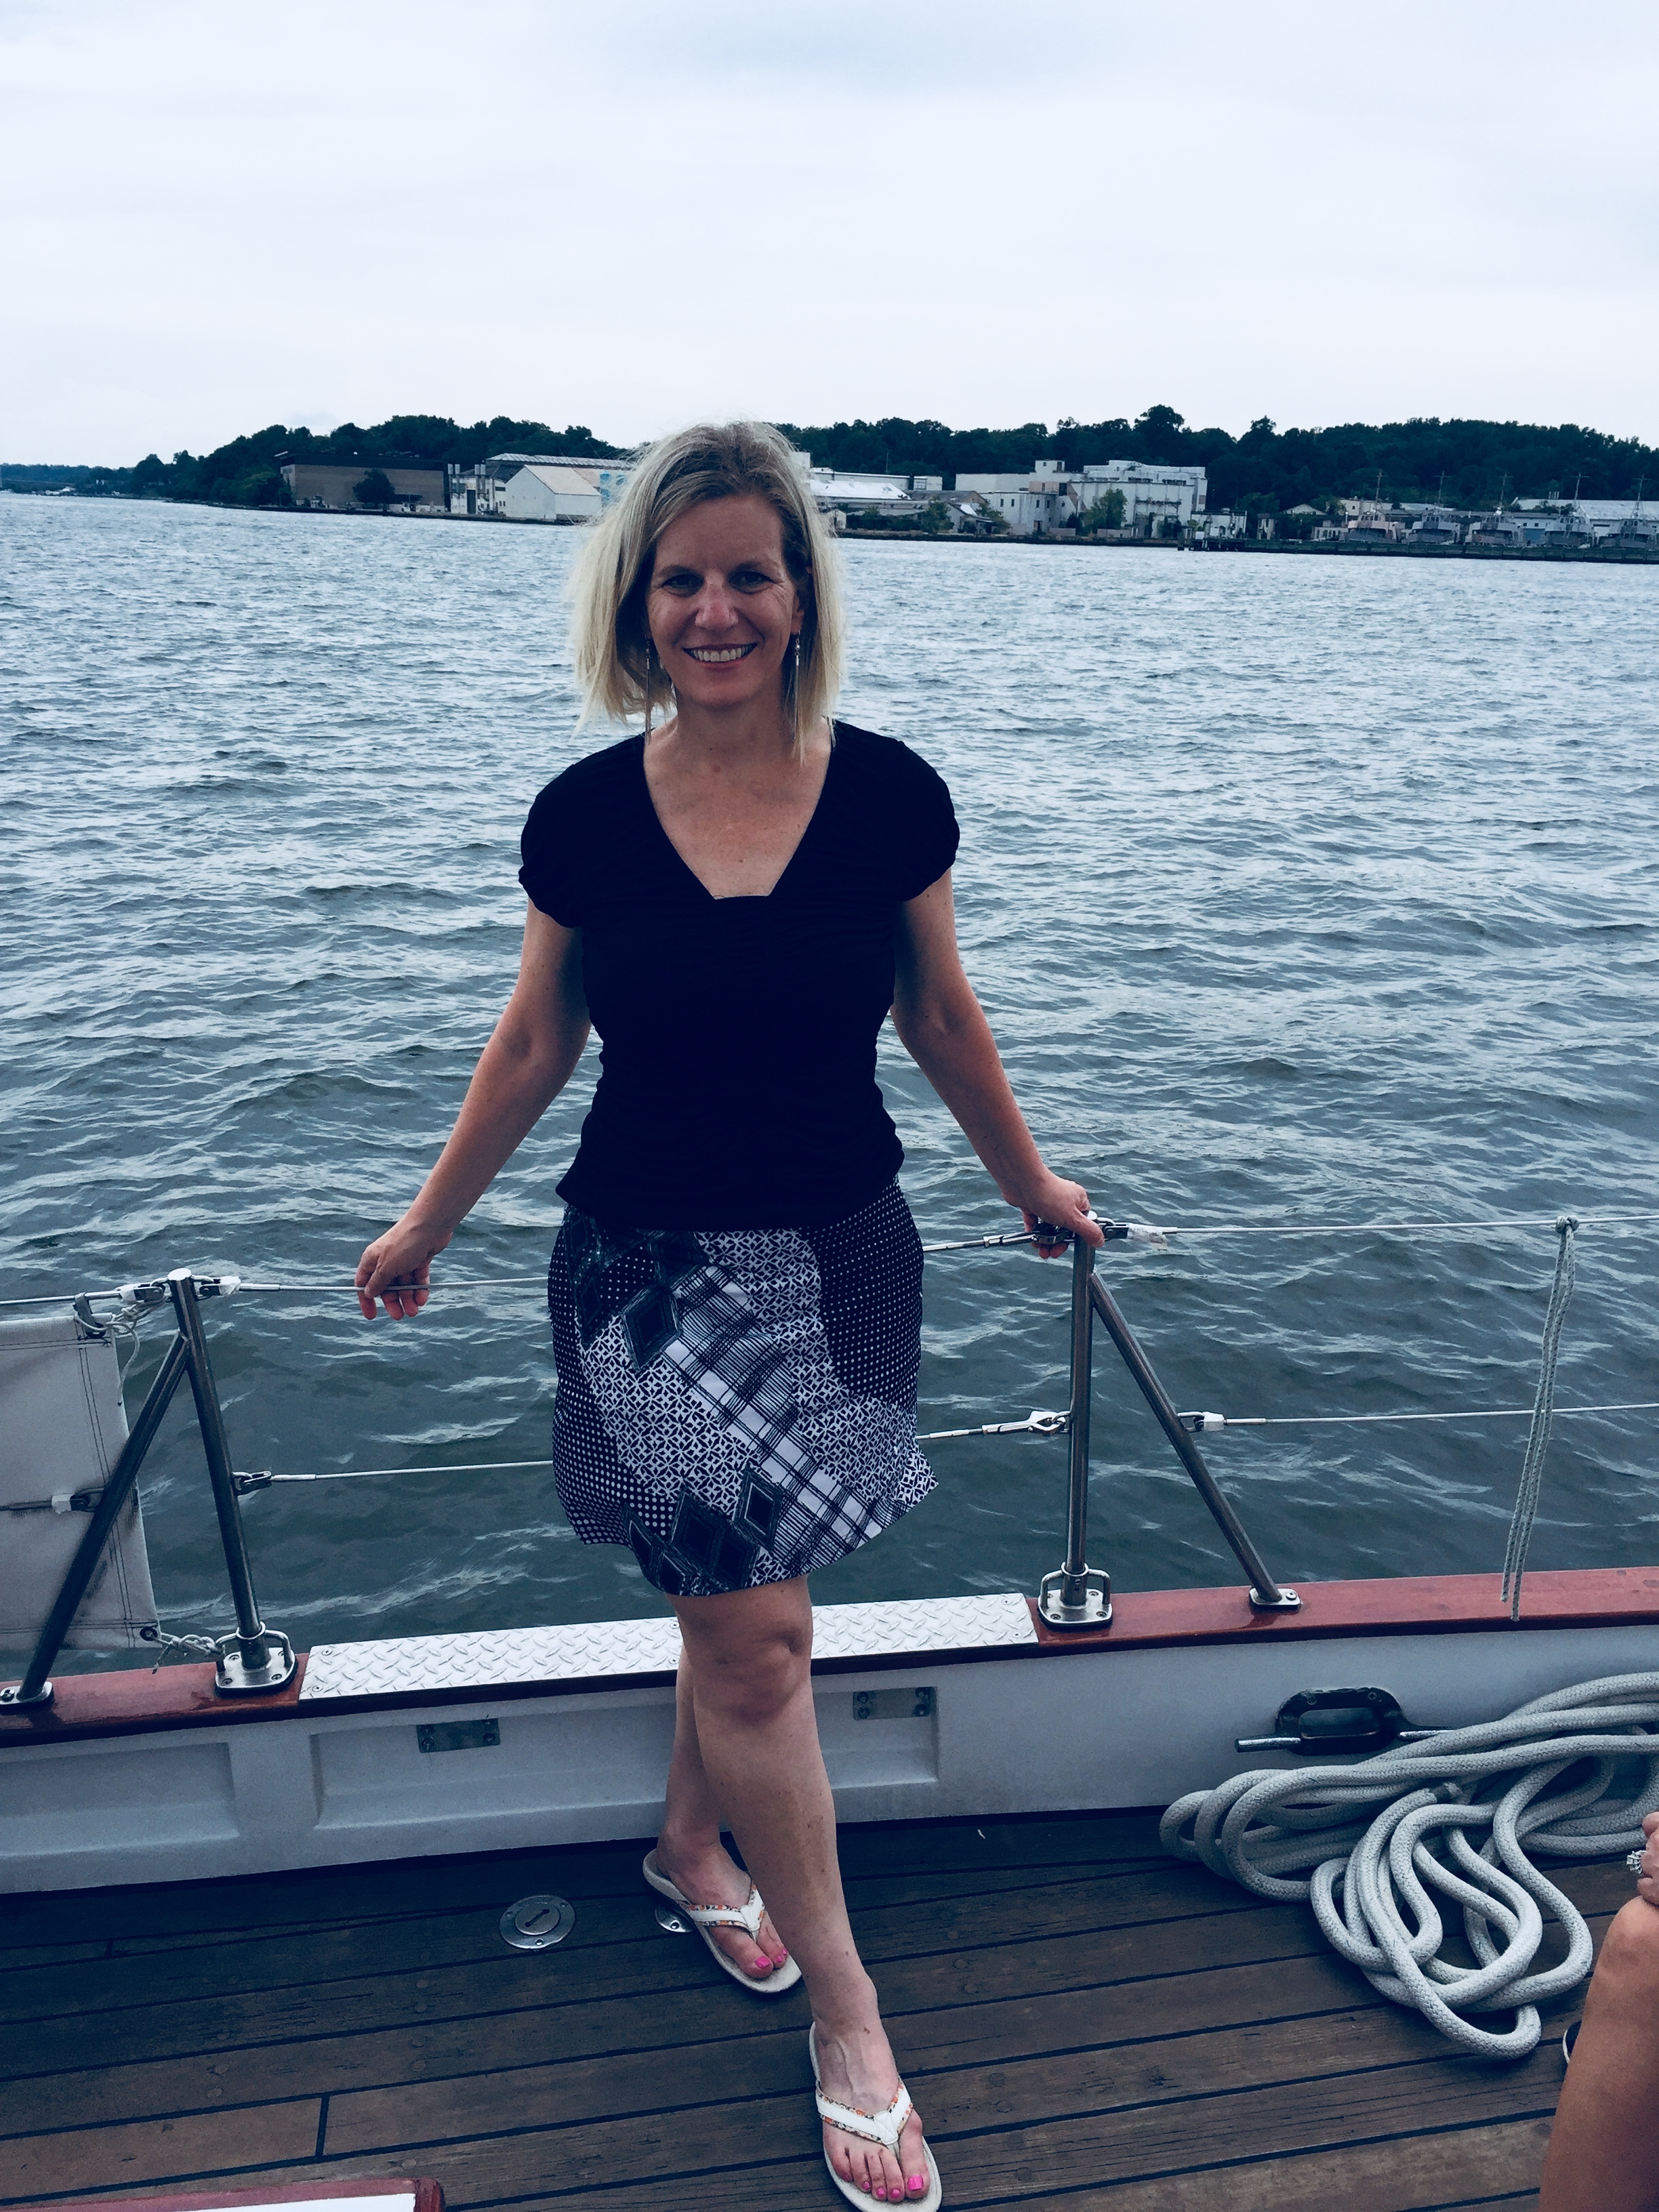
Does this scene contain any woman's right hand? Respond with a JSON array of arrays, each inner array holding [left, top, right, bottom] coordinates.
[[355, 1218, 453, 1319]]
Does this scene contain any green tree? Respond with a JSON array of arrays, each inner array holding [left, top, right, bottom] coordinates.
[[353, 469, 396, 510], [1078, 487, 1126, 533]]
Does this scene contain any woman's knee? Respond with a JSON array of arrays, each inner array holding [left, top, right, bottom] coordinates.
[[676, 1586, 811, 1729], [1590, 1898, 1659, 2015]]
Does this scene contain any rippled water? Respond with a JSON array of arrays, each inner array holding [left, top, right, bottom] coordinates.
[[3, 493, 1656, 1660]]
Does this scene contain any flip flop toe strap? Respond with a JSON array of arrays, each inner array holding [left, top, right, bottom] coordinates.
[[815, 2084, 914, 2152], [683, 1885, 766, 1938]]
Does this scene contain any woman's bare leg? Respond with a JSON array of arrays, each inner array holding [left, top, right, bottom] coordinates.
[[655, 1650, 789, 1979], [1538, 1896, 1659, 2211], [665, 1577, 930, 2203]]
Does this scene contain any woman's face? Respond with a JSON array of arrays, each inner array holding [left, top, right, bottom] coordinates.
[[644, 493, 804, 718]]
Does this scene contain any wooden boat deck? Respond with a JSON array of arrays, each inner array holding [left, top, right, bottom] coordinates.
[[0, 1809, 1626, 2212]]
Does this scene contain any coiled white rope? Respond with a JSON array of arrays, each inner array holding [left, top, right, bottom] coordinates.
[[1161, 1673, 1659, 2058]]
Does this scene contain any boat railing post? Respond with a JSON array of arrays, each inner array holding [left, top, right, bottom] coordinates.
[[1037, 1236, 1111, 1628], [167, 1269, 295, 1692], [1086, 1272, 1299, 1612]]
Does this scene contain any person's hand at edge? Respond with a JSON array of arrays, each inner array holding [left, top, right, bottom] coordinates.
[[355, 1218, 453, 1318], [1008, 1173, 1105, 1260], [1637, 1809, 1659, 1910]]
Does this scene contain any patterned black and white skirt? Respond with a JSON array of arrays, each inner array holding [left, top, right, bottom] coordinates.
[[547, 1180, 935, 1597]]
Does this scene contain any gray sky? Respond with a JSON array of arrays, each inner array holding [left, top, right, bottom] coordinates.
[[4, 0, 1656, 462]]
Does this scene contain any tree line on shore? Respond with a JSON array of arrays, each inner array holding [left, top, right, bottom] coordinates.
[[4, 403, 1654, 513], [787, 405, 1658, 512], [0, 416, 619, 510]]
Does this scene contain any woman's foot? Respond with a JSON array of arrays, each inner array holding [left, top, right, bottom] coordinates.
[[652, 1836, 789, 1980], [814, 2012, 931, 2202]]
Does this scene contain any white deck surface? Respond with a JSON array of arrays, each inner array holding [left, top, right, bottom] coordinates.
[[299, 1591, 1039, 1700]]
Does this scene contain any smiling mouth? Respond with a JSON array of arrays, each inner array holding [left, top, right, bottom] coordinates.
[[683, 644, 758, 663]]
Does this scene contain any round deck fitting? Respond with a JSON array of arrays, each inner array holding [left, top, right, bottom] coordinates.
[[500, 1894, 575, 1950], [653, 1902, 691, 1935], [214, 1629, 298, 1694], [1038, 1566, 1112, 1629]]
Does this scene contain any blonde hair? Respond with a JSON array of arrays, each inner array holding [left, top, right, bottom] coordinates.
[[570, 419, 844, 754]]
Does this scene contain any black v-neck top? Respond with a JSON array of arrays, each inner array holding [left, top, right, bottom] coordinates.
[[518, 721, 959, 1229]]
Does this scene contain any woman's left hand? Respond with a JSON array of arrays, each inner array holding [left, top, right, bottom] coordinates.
[[1008, 1174, 1105, 1259]]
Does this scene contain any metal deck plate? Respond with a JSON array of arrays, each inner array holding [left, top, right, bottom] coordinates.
[[299, 1592, 1036, 1701]]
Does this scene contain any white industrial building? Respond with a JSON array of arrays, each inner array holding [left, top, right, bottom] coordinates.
[[448, 454, 633, 520], [1076, 459, 1207, 531], [497, 464, 602, 523], [954, 457, 1208, 536]]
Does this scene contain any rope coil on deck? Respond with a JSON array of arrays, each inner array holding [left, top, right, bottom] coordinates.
[[1161, 1673, 1659, 2058]]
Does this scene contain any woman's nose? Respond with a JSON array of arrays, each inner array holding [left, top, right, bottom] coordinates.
[[691, 581, 741, 630]]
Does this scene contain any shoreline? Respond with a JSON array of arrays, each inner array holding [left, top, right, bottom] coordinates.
[[840, 527, 1659, 564], [9, 490, 1656, 565]]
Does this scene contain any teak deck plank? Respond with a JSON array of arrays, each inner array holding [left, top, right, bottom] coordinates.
[[1002, 2118, 1552, 2211], [0, 1863, 1248, 2030], [0, 2098, 320, 2204], [0, 1893, 1320, 2088], [0, 1940, 1446, 2139], [0, 1814, 1619, 2211]]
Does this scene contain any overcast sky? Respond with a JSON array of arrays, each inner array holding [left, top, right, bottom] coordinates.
[[3, 0, 1657, 462]]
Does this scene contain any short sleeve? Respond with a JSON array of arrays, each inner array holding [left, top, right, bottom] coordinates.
[[892, 746, 960, 901], [518, 773, 583, 925]]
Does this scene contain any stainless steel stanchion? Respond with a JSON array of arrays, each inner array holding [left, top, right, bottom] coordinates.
[[1087, 1273, 1299, 1612], [167, 1270, 296, 1691], [1038, 1237, 1111, 1627]]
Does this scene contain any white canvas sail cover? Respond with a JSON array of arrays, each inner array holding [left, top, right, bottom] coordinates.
[[0, 1311, 159, 1650]]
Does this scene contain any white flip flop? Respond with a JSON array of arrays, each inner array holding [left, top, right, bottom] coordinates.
[[809, 2023, 943, 2211], [641, 1850, 803, 1995]]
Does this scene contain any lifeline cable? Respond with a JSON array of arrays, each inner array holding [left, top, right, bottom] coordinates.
[[7, 1205, 1659, 1308], [1161, 1673, 1659, 2059], [239, 1407, 1076, 1484], [1185, 1401, 1659, 1429]]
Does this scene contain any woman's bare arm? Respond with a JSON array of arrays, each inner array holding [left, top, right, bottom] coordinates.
[[891, 874, 1103, 1256], [355, 905, 591, 1316]]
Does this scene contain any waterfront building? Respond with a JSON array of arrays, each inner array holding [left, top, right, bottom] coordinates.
[[278, 453, 447, 513], [447, 454, 632, 520], [1078, 459, 1206, 532], [954, 457, 1207, 536], [497, 464, 603, 524]]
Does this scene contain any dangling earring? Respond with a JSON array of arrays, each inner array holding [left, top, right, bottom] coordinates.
[[791, 633, 802, 745], [644, 638, 656, 732]]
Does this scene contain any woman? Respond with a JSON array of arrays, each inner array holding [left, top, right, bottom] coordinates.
[[356, 420, 1102, 2208]]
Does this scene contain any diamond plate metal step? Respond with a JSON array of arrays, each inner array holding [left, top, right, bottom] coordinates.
[[300, 1592, 1036, 1701]]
